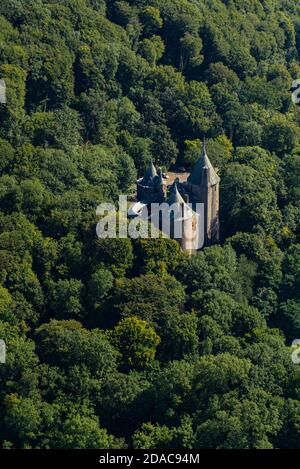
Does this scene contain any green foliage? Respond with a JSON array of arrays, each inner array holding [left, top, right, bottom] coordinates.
[[88, 267, 114, 308], [111, 316, 161, 371], [137, 238, 182, 273], [262, 115, 299, 156], [221, 161, 280, 237], [35, 320, 119, 377], [113, 273, 186, 325], [0, 0, 299, 450], [53, 414, 124, 449], [94, 237, 134, 277], [47, 278, 85, 320]]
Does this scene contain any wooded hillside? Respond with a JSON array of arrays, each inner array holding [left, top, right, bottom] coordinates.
[[0, 0, 300, 449]]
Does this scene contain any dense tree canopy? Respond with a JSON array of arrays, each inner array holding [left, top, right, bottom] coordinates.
[[0, 0, 300, 449]]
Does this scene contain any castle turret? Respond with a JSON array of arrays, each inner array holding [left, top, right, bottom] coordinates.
[[137, 161, 165, 203], [142, 161, 157, 184], [166, 184, 199, 254], [185, 141, 220, 245], [187, 140, 220, 187], [132, 143, 220, 253]]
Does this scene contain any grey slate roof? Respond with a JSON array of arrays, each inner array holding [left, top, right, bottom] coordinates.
[[167, 183, 186, 206], [167, 183, 195, 221], [187, 141, 220, 186], [142, 161, 157, 184]]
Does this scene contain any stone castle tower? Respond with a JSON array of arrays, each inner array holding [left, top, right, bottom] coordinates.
[[182, 141, 220, 245], [136, 162, 166, 203], [165, 183, 200, 254], [132, 142, 220, 253]]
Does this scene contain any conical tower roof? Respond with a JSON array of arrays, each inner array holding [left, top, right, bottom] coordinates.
[[187, 141, 220, 186], [142, 161, 157, 184], [167, 183, 186, 206], [167, 183, 193, 221]]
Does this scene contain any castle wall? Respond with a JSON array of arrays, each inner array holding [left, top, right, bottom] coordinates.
[[137, 182, 165, 204], [211, 183, 220, 242], [181, 179, 219, 246]]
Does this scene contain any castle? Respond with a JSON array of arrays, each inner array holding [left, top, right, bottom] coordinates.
[[130, 142, 220, 254]]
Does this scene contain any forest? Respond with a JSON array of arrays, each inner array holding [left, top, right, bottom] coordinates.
[[0, 0, 300, 449]]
